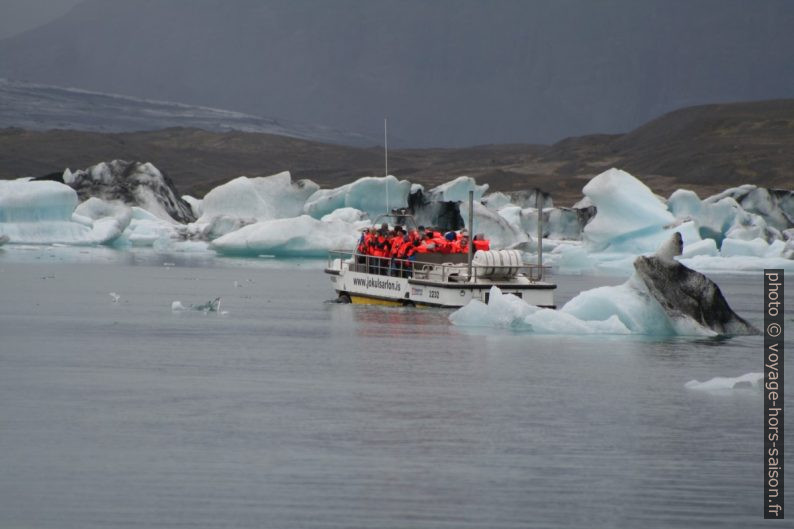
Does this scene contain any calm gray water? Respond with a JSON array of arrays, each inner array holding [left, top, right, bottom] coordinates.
[[0, 247, 790, 528]]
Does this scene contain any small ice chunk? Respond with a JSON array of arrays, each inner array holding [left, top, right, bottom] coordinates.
[[685, 372, 763, 392]]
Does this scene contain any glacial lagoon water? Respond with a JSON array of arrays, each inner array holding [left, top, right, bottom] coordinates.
[[0, 246, 790, 529]]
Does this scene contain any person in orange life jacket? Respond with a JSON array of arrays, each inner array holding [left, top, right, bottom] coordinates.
[[436, 231, 457, 254], [389, 227, 405, 257], [388, 227, 405, 276], [376, 224, 393, 274], [414, 237, 431, 254], [396, 234, 417, 277], [454, 232, 470, 253], [427, 230, 445, 252], [473, 233, 490, 252]]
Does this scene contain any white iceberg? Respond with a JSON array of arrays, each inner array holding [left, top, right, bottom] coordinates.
[[303, 175, 411, 219], [449, 285, 631, 334], [116, 207, 180, 247], [583, 168, 690, 253], [320, 207, 369, 224], [720, 237, 770, 258], [428, 176, 489, 202], [0, 180, 124, 245], [199, 172, 318, 223], [471, 202, 528, 248], [210, 214, 361, 257]]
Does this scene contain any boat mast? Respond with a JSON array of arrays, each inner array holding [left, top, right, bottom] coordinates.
[[536, 191, 543, 281], [467, 190, 474, 279], [384, 117, 389, 213]]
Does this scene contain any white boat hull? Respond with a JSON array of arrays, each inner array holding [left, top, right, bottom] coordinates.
[[326, 266, 555, 308]]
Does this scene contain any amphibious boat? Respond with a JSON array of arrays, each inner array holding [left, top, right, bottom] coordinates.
[[324, 191, 556, 308]]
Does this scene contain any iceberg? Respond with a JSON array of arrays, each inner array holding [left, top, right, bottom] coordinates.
[[720, 237, 770, 258], [451, 234, 758, 336], [182, 195, 203, 218], [582, 168, 704, 254], [0, 180, 123, 245], [428, 176, 488, 202], [116, 206, 180, 247], [510, 206, 596, 241], [320, 207, 368, 224], [210, 214, 362, 257], [198, 172, 318, 222], [449, 286, 631, 334], [470, 202, 528, 248], [706, 185, 794, 232], [58, 160, 195, 223], [303, 175, 411, 219]]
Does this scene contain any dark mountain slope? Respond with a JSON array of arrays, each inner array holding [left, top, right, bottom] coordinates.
[[1, 99, 792, 205]]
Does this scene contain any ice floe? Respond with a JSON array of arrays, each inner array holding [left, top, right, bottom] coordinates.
[[685, 372, 763, 392]]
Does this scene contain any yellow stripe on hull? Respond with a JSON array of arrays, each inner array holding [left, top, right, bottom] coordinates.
[[350, 295, 404, 306]]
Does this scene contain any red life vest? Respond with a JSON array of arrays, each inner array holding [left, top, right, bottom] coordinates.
[[390, 236, 403, 257], [398, 240, 416, 259], [473, 239, 490, 252]]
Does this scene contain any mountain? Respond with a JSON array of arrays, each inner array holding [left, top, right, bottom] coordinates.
[[1, 99, 791, 206], [1, 0, 792, 147], [0, 79, 374, 145]]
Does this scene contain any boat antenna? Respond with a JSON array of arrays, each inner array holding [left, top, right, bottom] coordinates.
[[384, 117, 389, 213], [536, 190, 543, 281], [467, 190, 474, 279]]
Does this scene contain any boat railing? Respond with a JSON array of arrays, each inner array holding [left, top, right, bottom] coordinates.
[[327, 250, 552, 283]]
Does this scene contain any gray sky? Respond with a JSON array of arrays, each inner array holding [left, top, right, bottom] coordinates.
[[1, 0, 793, 147], [0, 0, 82, 39]]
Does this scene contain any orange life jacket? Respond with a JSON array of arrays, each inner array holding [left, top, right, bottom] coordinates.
[[473, 239, 490, 252], [398, 240, 416, 259], [390, 236, 403, 257]]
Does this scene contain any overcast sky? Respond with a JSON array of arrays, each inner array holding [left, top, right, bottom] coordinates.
[[1, 0, 792, 146], [0, 0, 82, 39]]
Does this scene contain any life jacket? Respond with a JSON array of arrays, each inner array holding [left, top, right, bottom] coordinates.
[[357, 232, 369, 254], [398, 240, 416, 259], [430, 233, 446, 252], [390, 236, 403, 257], [473, 239, 490, 252], [454, 239, 470, 253], [380, 235, 391, 257]]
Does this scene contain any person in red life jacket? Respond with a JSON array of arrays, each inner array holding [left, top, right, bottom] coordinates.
[[396, 234, 418, 277], [454, 232, 471, 253], [387, 227, 405, 276], [376, 224, 392, 274], [473, 233, 490, 252], [389, 227, 404, 258], [414, 237, 431, 254], [437, 231, 457, 254], [428, 230, 446, 253], [356, 228, 370, 269]]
